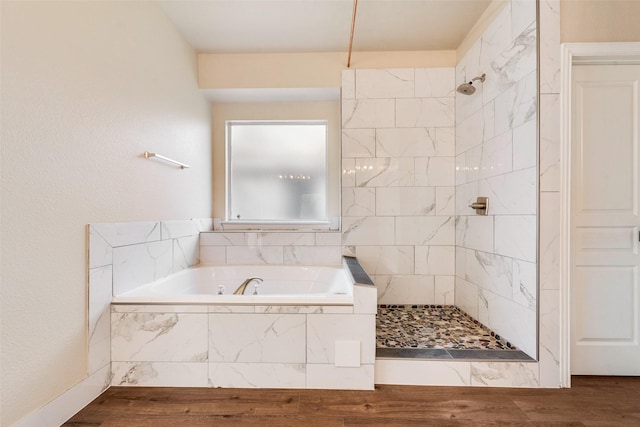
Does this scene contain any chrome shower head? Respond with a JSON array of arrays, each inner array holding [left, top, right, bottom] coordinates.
[[456, 73, 486, 95]]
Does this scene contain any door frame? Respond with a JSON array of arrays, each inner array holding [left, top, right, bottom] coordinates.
[[560, 42, 640, 386]]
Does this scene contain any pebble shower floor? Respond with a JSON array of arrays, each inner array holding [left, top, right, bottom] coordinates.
[[376, 305, 516, 350]]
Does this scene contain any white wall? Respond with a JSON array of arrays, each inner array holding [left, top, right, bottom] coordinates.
[[0, 2, 212, 425]]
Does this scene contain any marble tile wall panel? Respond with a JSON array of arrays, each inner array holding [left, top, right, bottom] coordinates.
[[225, 246, 284, 265], [455, 181, 480, 215], [396, 98, 455, 128], [478, 131, 513, 179], [470, 362, 539, 387], [209, 314, 306, 363], [435, 187, 455, 215], [254, 305, 353, 315], [414, 245, 455, 276], [539, 289, 560, 387], [464, 249, 513, 299], [111, 361, 208, 387], [342, 99, 395, 129], [511, 0, 536, 39], [342, 188, 375, 216], [539, 0, 561, 94], [376, 128, 439, 158], [539, 192, 560, 290], [494, 71, 537, 136], [494, 215, 537, 262], [354, 246, 414, 275], [111, 312, 208, 362], [513, 119, 537, 171], [477, 289, 536, 356], [454, 277, 479, 318], [355, 157, 414, 187], [396, 216, 455, 246], [88, 266, 112, 375], [199, 245, 226, 265], [341, 217, 395, 246], [435, 276, 455, 305], [341, 69, 355, 99], [353, 284, 378, 314], [375, 359, 471, 386], [414, 157, 455, 187], [306, 364, 374, 390], [374, 274, 435, 305], [479, 167, 537, 215], [513, 259, 537, 310], [540, 94, 561, 191], [375, 187, 435, 216], [90, 221, 160, 248], [415, 67, 456, 98], [355, 69, 415, 99], [307, 314, 376, 364], [114, 304, 208, 313], [342, 129, 375, 158], [455, 215, 494, 253], [315, 232, 342, 246], [173, 235, 199, 273], [342, 158, 356, 187], [209, 363, 306, 388], [250, 232, 316, 246], [161, 220, 200, 239], [112, 240, 173, 295], [89, 226, 112, 269], [283, 246, 342, 265]]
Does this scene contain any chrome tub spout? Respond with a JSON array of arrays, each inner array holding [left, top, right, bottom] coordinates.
[[233, 277, 263, 295]]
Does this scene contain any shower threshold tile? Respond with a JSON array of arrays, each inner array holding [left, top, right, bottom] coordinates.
[[447, 349, 534, 361], [376, 348, 452, 359]]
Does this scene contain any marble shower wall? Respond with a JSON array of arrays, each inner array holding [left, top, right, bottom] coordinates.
[[341, 68, 457, 305], [455, 1, 537, 357], [87, 219, 211, 377]]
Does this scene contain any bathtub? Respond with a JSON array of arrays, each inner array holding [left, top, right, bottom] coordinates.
[[112, 264, 354, 305]]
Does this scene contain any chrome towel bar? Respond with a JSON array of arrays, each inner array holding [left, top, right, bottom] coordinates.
[[143, 151, 190, 169]]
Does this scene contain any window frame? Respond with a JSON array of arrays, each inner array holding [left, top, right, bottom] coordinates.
[[224, 119, 330, 229]]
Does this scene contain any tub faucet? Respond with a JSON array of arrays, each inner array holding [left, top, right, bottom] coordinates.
[[234, 277, 263, 295]]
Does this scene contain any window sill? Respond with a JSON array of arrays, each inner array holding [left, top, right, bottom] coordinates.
[[219, 220, 337, 232]]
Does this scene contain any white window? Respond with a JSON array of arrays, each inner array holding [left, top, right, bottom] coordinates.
[[226, 120, 328, 224]]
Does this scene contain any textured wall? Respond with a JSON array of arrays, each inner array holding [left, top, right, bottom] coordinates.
[[0, 2, 211, 424]]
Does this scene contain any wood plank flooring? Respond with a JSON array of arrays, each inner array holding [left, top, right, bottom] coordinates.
[[64, 376, 640, 426]]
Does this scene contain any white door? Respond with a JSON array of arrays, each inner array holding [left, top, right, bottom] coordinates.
[[571, 64, 640, 375]]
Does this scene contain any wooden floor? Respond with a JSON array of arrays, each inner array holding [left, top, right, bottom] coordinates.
[[64, 376, 640, 426]]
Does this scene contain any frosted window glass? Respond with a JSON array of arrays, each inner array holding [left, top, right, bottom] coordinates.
[[227, 121, 327, 222]]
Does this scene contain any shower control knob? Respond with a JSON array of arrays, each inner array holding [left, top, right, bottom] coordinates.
[[468, 197, 489, 215]]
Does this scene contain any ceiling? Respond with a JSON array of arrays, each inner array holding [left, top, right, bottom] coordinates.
[[156, 0, 493, 54]]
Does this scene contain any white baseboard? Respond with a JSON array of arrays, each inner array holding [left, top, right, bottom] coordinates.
[[14, 366, 111, 427]]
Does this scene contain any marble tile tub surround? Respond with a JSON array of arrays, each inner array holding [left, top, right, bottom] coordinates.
[[87, 219, 212, 378], [109, 259, 377, 390], [199, 230, 343, 266], [454, 0, 537, 358], [341, 67, 457, 308]]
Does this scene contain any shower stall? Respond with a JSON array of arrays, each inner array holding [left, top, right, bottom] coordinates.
[[341, 0, 538, 363]]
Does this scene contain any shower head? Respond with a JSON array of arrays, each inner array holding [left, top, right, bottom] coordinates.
[[456, 73, 486, 95]]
